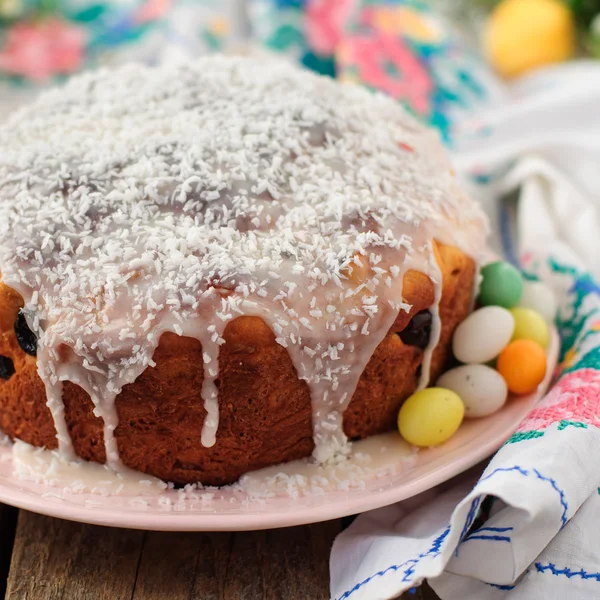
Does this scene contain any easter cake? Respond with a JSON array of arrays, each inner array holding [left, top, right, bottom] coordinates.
[[0, 56, 488, 486]]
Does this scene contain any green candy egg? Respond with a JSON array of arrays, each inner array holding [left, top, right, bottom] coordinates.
[[478, 261, 523, 308]]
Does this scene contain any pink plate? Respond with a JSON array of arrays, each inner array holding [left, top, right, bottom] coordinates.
[[0, 329, 558, 531]]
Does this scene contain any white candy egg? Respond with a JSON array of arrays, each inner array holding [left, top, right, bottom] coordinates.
[[452, 306, 514, 364], [437, 364, 508, 418], [519, 280, 557, 323]]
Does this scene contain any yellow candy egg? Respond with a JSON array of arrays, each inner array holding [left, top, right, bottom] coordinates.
[[510, 307, 550, 349], [398, 388, 464, 447], [484, 0, 575, 78]]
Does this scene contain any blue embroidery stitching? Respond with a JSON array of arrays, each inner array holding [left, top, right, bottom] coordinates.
[[454, 497, 482, 558], [472, 526, 513, 534], [462, 534, 511, 543], [532, 469, 568, 527], [486, 567, 530, 591], [535, 563, 600, 582], [458, 497, 481, 541], [479, 466, 568, 526], [402, 526, 451, 582], [479, 465, 529, 481], [335, 526, 451, 600], [487, 583, 517, 590], [337, 467, 569, 599]]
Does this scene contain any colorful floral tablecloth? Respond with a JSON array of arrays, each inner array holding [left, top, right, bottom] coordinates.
[[0, 0, 503, 143], [252, 0, 503, 143], [0, 0, 237, 85]]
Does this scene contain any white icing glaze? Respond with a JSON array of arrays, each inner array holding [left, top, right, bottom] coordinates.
[[11, 434, 415, 499], [12, 440, 168, 495], [235, 431, 417, 498], [416, 243, 443, 392], [0, 56, 488, 473]]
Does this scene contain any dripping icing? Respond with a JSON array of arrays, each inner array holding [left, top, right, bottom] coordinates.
[[416, 241, 443, 392], [0, 56, 488, 474]]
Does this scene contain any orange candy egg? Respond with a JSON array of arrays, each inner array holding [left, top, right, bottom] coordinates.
[[496, 339, 547, 395]]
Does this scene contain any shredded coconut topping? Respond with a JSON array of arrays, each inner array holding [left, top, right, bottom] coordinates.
[[0, 55, 487, 471]]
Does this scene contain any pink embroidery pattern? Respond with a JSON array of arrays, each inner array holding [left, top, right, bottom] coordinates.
[[517, 369, 600, 433]]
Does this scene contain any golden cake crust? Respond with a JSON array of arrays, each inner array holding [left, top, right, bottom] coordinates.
[[0, 241, 474, 486]]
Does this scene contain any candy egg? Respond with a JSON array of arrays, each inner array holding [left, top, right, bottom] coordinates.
[[485, 0, 575, 79], [497, 339, 547, 394], [452, 306, 515, 364], [437, 365, 508, 418], [478, 261, 523, 308], [510, 307, 550, 349], [519, 280, 557, 323], [398, 388, 464, 447]]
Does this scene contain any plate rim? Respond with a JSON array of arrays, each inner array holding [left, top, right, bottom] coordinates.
[[0, 328, 559, 531]]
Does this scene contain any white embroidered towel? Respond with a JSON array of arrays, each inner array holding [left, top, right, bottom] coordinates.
[[330, 63, 600, 600]]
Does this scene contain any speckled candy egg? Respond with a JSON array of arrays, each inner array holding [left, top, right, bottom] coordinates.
[[437, 364, 508, 418], [398, 388, 465, 447], [452, 306, 515, 364], [519, 280, 557, 323]]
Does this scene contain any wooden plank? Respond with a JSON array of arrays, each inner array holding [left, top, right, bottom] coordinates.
[[131, 531, 231, 600], [133, 520, 342, 600], [6, 513, 341, 600], [5, 511, 438, 600], [225, 521, 342, 600], [6, 511, 145, 600]]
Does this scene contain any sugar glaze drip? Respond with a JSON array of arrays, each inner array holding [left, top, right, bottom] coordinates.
[[0, 56, 488, 472]]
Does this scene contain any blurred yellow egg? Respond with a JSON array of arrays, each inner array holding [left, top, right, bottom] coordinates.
[[484, 0, 576, 78], [398, 388, 464, 447]]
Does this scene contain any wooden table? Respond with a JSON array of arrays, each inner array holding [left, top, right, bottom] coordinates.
[[0, 505, 438, 599]]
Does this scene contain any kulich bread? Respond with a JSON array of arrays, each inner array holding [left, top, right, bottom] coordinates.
[[0, 243, 473, 485], [0, 56, 486, 486]]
